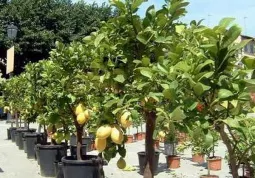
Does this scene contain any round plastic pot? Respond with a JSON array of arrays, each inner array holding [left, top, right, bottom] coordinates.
[[137, 151, 160, 175], [166, 155, 180, 169], [207, 156, 222, 171], [54, 161, 64, 178], [7, 128, 11, 140], [70, 145, 87, 157], [62, 155, 105, 178], [164, 142, 177, 156], [23, 137, 27, 153], [24, 133, 41, 159], [154, 140, 160, 149], [16, 128, 36, 150], [37, 144, 66, 177], [10, 128, 17, 142], [134, 133, 143, 141], [70, 135, 92, 152], [15, 132, 19, 146]]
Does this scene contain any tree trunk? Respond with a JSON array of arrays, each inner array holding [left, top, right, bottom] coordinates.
[[76, 126, 83, 160], [143, 110, 156, 178], [218, 123, 239, 178]]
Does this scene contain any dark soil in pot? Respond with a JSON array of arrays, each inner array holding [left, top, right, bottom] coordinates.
[[137, 151, 160, 175], [62, 155, 105, 178], [10, 128, 17, 142], [37, 144, 66, 177]]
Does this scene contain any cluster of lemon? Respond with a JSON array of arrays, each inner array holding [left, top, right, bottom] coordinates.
[[95, 111, 132, 169]]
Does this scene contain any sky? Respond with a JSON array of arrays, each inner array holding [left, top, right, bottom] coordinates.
[[76, 0, 255, 37]]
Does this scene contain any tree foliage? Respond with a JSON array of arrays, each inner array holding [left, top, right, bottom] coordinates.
[[0, 0, 114, 76]]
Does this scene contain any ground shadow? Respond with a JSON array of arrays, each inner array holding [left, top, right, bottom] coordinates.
[[181, 156, 193, 162], [0, 168, 4, 173], [191, 162, 207, 168], [134, 162, 172, 175]]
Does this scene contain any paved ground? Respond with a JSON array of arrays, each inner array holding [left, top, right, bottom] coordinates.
[[0, 121, 234, 178]]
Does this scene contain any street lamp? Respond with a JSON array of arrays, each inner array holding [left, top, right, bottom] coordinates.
[[7, 22, 18, 40], [6, 22, 18, 127]]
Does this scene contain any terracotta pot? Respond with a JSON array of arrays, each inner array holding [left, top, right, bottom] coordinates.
[[166, 155, 180, 169], [134, 133, 143, 141], [207, 156, 222, 171], [200, 175, 219, 178], [154, 140, 160, 149], [126, 135, 133, 143], [192, 154, 205, 164], [141, 132, 146, 139]]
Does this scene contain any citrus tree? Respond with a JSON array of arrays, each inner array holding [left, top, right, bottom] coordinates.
[[76, 0, 191, 177], [176, 18, 255, 177]]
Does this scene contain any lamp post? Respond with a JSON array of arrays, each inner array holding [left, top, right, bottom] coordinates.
[[6, 22, 18, 127]]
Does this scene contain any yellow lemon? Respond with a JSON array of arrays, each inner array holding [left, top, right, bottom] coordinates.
[[111, 125, 124, 145], [95, 138, 106, 152], [159, 131, 166, 138], [117, 157, 126, 169], [75, 103, 85, 116], [77, 112, 87, 125], [84, 109, 91, 119], [120, 111, 132, 128], [96, 125, 112, 139]]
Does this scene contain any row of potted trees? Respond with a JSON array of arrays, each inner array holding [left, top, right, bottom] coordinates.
[[2, 0, 255, 178]]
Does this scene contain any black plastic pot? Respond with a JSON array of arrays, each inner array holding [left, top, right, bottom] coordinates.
[[24, 133, 41, 159], [16, 128, 36, 150], [70, 135, 92, 152], [15, 132, 19, 146], [10, 128, 17, 142], [62, 155, 105, 178], [7, 128, 11, 139], [164, 142, 177, 156], [37, 144, 66, 177], [23, 137, 27, 153], [54, 161, 64, 178], [70, 145, 87, 157], [137, 151, 160, 175]]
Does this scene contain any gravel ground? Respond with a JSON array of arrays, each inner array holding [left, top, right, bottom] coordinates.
[[0, 121, 233, 178]]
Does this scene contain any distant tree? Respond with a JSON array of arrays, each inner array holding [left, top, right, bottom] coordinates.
[[0, 0, 113, 76]]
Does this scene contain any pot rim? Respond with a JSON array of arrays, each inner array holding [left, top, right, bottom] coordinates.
[[137, 151, 160, 156], [166, 155, 180, 159], [207, 156, 222, 161], [37, 144, 64, 150], [61, 155, 102, 165]]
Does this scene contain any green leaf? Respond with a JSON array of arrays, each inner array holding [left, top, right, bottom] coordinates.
[[114, 75, 125, 83], [157, 63, 168, 74], [218, 17, 235, 29], [204, 132, 213, 148], [218, 89, 234, 99], [104, 99, 119, 108], [242, 56, 255, 69], [131, 0, 146, 12], [222, 25, 241, 48], [193, 82, 211, 96], [223, 118, 240, 128], [175, 25, 185, 34], [94, 33, 105, 47], [140, 69, 153, 79], [170, 106, 186, 121], [163, 89, 175, 100], [142, 57, 150, 66]]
